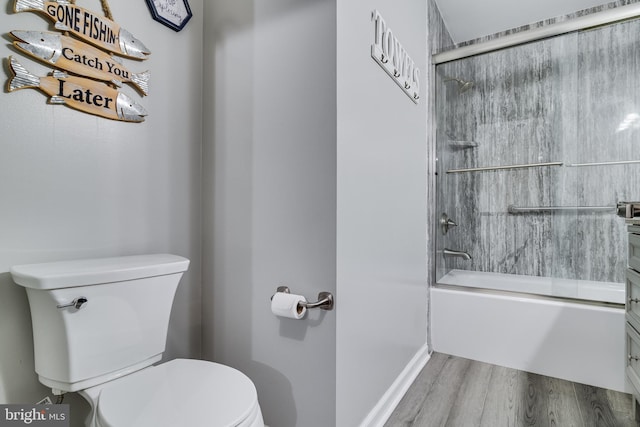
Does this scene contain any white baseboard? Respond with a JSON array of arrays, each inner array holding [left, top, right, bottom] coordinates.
[[359, 343, 431, 427]]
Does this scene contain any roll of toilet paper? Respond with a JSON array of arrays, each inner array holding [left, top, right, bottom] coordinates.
[[271, 292, 307, 319]]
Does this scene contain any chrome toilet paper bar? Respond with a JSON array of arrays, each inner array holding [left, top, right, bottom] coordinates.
[[273, 286, 334, 311]]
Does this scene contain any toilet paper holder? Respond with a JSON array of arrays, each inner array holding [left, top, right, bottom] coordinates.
[[272, 286, 334, 311]]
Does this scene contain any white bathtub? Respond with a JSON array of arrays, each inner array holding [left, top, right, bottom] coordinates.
[[432, 271, 627, 392], [438, 269, 625, 304]]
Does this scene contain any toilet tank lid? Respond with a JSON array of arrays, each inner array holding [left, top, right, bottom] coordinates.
[[10, 254, 190, 290]]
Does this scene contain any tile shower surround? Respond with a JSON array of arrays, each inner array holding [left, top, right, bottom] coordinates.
[[436, 18, 640, 284]]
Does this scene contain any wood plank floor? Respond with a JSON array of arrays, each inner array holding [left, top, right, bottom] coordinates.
[[385, 353, 639, 427]]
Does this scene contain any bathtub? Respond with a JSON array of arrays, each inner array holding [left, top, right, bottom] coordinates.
[[431, 270, 627, 392], [438, 269, 625, 304]]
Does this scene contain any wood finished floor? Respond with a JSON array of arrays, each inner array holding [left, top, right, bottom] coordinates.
[[385, 353, 638, 427]]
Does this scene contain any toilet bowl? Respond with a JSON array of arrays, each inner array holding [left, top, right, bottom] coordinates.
[[81, 359, 264, 427], [10, 254, 265, 427]]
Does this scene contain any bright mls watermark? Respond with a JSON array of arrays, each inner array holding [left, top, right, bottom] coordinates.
[[0, 405, 69, 427]]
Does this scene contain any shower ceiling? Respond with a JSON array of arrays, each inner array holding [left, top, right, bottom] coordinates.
[[435, 0, 613, 43]]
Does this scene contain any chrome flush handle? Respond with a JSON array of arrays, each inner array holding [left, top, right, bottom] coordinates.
[[57, 297, 88, 310]]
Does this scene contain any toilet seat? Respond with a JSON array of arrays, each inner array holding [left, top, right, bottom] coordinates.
[[94, 359, 261, 427]]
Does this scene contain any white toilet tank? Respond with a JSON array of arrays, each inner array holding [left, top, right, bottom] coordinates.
[[10, 254, 190, 393]]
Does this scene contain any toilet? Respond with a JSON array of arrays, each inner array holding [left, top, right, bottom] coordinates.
[[11, 254, 264, 427]]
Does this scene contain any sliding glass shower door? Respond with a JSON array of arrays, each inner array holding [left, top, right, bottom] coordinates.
[[435, 17, 640, 303]]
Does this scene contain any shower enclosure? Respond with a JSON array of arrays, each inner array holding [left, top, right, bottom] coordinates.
[[435, 16, 640, 305]]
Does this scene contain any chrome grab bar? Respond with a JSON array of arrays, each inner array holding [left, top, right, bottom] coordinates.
[[445, 159, 640, 174], [508, 205, 616, 213], [567, 160, 640, 167], [446, 161, 562, 174]]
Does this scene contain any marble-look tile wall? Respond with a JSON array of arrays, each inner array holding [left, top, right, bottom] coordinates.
[[436, 17, 640, 284]]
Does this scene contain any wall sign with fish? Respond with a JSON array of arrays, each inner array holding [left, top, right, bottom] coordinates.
[[11, 31, 149, 95], [6, 0, 151, 122], [14, 0, 151, 60], [8, 56, 147, 122]]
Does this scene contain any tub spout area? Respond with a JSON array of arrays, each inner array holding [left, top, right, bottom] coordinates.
[[443, 248, 472, 261]]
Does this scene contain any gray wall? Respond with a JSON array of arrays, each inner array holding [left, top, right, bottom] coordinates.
[[335, 0, 428, 425], [203, 0, 430, 426], [202, 1, 337, 426], [436, 17, 640, 284], [0, 1, 204, 423]]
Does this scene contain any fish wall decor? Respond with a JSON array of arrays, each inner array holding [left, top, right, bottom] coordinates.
[[14, 0, 151, 60], [11, 31, 150, 95], [7, 56, 147, 122]]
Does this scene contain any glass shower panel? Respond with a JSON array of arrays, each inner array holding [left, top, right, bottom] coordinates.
[[435, 32, 582, 298], [436, 17, 640, 303], [569, 20, 640, 289]]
